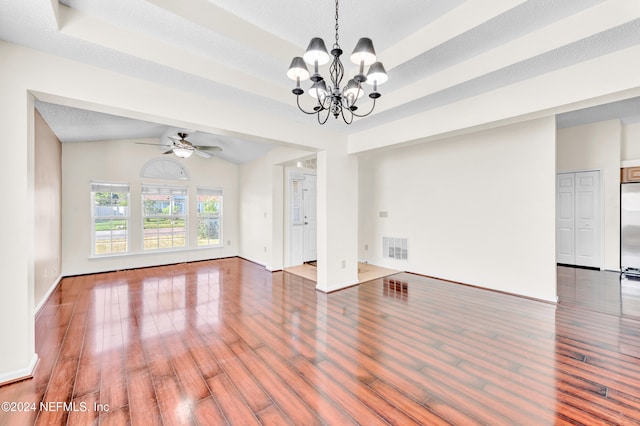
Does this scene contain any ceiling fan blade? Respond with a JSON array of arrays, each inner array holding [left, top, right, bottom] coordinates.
[[196, 146, 222, 151], [194, 149, 213, 158], [163, 149, 174, 155], [136, 142, 168, 146]]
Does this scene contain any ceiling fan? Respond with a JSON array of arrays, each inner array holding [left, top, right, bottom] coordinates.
[[137, 132, 222, 158]]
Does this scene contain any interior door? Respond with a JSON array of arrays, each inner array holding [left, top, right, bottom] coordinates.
[[555, 171, 601, 268], [302, 173, 317, 262], [289, 176, 304, 266], [574, 171, 600, 268], [556, 173, 575, 264]]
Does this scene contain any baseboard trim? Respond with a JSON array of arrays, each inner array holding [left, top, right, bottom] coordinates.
[[238, 256, 267, 268], [35, 275, 63, 317], [317, 279, 360, 294], [0, 354, 39, 387], [405, 271, 558, 305]]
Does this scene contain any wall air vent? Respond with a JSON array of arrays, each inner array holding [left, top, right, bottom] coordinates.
[[383, 237, 407, 260]]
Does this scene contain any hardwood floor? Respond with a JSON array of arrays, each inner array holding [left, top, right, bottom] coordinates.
[[284, 262, 399, 285], [2, 258, 640, 425]]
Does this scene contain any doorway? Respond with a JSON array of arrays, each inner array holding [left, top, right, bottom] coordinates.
[[288, 171, 317, 266], [556, 170, 602, 268]]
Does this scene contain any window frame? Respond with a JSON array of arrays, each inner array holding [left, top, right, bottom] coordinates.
[[196, 187, 223, 247], [141, 184, 189, 251], [90, 181, 131, 256]]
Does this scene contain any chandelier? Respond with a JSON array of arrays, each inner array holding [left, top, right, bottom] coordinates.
[[286, 0, 388, 125]]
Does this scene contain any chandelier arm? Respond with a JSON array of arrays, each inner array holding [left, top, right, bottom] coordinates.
[[317, 106, 331, 125], [350, 97, 377, 118], [296, 95, 324, 115], [340, 106, 354, 125]]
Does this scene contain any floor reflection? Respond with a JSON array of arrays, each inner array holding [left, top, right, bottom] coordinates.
[[2, 260, 640, 424], [558, 265, 640, 320]]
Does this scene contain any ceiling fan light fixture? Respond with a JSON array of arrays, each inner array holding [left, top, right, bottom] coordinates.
[[173, 147, 193, 158]]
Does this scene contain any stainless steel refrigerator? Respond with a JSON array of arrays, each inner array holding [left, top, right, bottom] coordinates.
[[621, 182, 640, 275]]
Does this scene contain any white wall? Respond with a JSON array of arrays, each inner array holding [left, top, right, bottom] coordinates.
[[238, 146, 314, 269], [317, 143, 359, 292], [622, 122, 640, 162], [0, 88, 37, 384], [62, 138, 239, 275], [556, 120, 621, 271], [358, 117, 557, 302], [34, 110, 62, 309]]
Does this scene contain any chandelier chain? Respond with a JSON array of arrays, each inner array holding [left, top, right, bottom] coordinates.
[[334, 0, 339, 49]]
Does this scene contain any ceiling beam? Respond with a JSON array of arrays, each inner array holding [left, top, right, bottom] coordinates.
[[348, 42, 640, 154], [381, 0, 529, 70], [45, 0, 60, 30], [367, 0, 640, 118], [57, 4, 293, 106], [145, 0, 300, 63]]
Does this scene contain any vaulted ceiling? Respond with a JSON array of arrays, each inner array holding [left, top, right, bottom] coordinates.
[[2, 0, 640, 161]]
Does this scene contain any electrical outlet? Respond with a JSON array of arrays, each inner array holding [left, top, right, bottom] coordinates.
[[341, 260, 346, 269], [264, 246, 267, 252], [365, 244, 368, 251], [227, 240, 231, 246]]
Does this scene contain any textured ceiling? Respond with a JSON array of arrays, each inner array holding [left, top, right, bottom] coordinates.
[[2, 0, 640, 162], [34, 101, 273, 164]]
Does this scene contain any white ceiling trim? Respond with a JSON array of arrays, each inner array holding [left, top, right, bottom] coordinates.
[[146, 0, 299, 63], [4, 0, 640, 158], [371, 0, 640, 119], [349, 43, 640, 153], [381, 0, 528, 70], [57, 5, 292, 105]]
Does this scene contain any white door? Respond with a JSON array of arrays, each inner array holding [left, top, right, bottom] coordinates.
[[290, 176, 304, 266], [289, 171, 317, 266], [556, 173, 575, 264], [574, 171, 600, 268], [302, 174, 317, 262], [555, 171, 601, 268]]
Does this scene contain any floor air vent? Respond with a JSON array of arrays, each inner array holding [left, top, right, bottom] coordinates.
[[383, 237, 408, 260]]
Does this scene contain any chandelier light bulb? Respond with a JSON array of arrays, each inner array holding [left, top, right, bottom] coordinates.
[[365, 62, 388, 86], [309, 80, 329, 100], [344, 79, 364, 101], [350, 38, 377, 66], [303, 38, 330, 66], [287, 57, 310, 81]]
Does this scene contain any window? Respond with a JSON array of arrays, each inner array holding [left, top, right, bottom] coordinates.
[[91, 182, 130, 255], [290, 175, 303, 225], [142, 185, 188, 250], [197, 187, 223, 246]]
